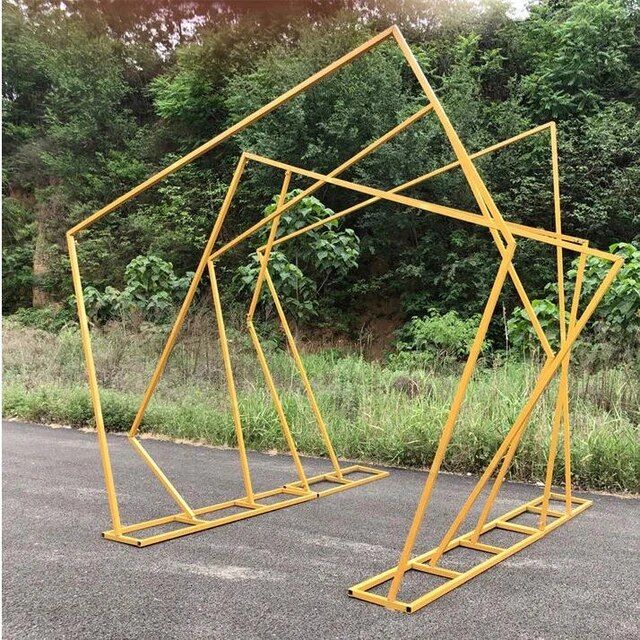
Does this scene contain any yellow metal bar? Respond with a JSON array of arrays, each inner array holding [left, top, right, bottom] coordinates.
[[262, 265, 344, 478], [102, 465, 388, 547], [247, 171, 292, 319], [538, 373, 567, 530], [496, 520, 538, 535], [66, 234, 122, 534], [129, 154, 248, 437], [563, 251, 587, 512], [410, 563, 461, 579], [128, 437, 196, 518], [247, 319, 311, 492], [67, 27, 397, 236], [458, 539, 504, 554], [241, 152, 496, 235], [386, 244, 515, 602], [541, 120, 570, 526], [245, 153, 617, 262], [208, 261, 255, 504], [245, 171, 311, 491], [349, 493, 593, 613], [528, 505, 564, 518]]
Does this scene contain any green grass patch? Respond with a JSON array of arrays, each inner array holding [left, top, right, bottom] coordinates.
[[3, 322, 639, 493]]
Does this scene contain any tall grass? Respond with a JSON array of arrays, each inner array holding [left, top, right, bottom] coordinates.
[[2, 314, 638, 492]]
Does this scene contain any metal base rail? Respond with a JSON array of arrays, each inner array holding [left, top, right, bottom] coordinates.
[[349, 492, 592, 613], [103, 465, 388, 547]]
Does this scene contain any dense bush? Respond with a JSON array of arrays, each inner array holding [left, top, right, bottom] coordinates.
[[507, 243, 640, 352], [3, 0, 638, 338], [391, 309, 482, 367], [82, 255, 193, 324], [234, 189, 360, 322]]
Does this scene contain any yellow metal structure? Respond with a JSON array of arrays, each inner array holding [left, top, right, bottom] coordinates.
[[68, 25, 622, 610]]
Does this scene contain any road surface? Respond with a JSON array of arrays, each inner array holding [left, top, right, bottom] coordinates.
[[3, 420, 639, 639]]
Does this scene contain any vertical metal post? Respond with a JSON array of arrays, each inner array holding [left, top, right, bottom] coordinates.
[[66, 233, 122, 534], [208, 261, 256, 504]]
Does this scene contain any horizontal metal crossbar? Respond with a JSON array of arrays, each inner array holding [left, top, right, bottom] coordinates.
[[102, 465, 389, 547], [348, 493, 592, 613]]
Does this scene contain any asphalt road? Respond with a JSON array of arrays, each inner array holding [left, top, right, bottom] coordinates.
[[3, 420, 639, 639]]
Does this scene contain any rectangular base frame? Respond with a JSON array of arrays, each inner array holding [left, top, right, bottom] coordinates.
[[103, 464, 388, 547], [348, 492, 592, 613]]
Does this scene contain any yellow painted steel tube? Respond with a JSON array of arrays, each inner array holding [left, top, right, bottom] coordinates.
[[244, 170, 311, 491], [66, 234, 122, 534], [240, 152, 497, 231], [245, 153, 615, 262], [247, 171, 292, 319], [246, 321, 311, 492], [129, 437, 196, 518], [538, 389, 566, 529], [128, 154, 248, 438], [386, 244, 516, 602], [208, 262, 255, 504], [563, 251, 587, 512], [539, 121, 569, 527]]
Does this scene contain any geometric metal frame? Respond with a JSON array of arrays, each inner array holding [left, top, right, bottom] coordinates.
[[67, 25, 622, 611]]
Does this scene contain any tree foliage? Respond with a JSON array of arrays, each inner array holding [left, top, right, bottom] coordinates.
[[3, 0, 639, 346]]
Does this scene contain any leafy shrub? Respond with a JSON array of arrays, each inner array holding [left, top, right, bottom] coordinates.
[[571, 243, 640, 344], [235, 251, 319, 321], [2, 198, 35, 311], [82, 254, 193, 324], [234, 189, 359, 322], [7, 306, 74, 332], [507, 298, 566, 352], [508, 243, 640, 352], [391, 310, 483, 367]]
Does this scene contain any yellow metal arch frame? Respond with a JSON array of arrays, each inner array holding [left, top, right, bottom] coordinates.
[[67, 26, 622, 611]]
